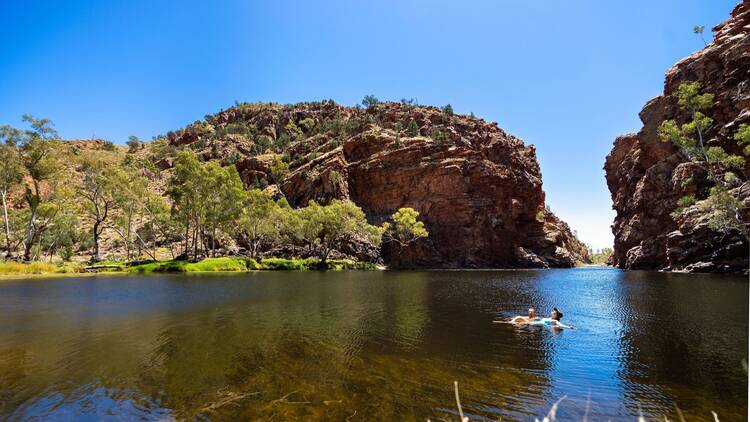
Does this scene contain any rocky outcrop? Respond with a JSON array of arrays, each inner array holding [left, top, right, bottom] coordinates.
[[605, 1, 749, 273], [170, 101, 590, 268]]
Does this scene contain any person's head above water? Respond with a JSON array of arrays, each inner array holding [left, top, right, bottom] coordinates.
[[528, 308, 536, 318], [551, 308, 563, 321]]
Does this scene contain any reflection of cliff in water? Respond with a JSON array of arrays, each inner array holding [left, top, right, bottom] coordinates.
[[7, 270, 742, 420], [130, 271, 556, 420], [612, 271, 749, 420]]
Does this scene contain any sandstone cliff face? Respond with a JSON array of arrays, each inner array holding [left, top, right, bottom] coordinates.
[[605, 2, 749, 273], [170, 101, 589, 268]]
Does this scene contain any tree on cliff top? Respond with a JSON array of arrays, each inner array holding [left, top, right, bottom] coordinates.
[[361, 95, 379, 108], [693, 25, 707, 46], [658, 82, 748, 238]]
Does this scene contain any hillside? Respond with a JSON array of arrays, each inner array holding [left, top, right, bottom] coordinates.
[[3, 101, 589, 267], [158, 100, 589, 267], [605, 2, 749, 272]]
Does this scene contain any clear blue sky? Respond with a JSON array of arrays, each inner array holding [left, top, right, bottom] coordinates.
[[0, 0, 736, 249]]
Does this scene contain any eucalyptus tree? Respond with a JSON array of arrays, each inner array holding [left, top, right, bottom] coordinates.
[[381, 207, 429, 248], [659, 82, 749, 237], [13, 115, 60, 261], [203, 162, 246, 256], [168, 150, 207, 259], [78, 151, 119, 262], [0, 127, 24, 257], [238, 189, 281, 258], [301, 199, 383, 263]]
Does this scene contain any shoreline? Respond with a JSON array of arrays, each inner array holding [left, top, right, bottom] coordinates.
[[0, 257, 378, 280]]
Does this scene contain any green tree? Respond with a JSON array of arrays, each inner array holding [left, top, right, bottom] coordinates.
[[238, 189, 281, 258], [0, 130, 24, 258], [140, 191, 176, 259], [203, 162, 246, 256], [78, 151, 118, 262], [106, 162, 156, 260], [442, 104, 454, 115], [302, 199, 382, 263], [285, 121, 303, 140], [15, 115, 60, 261], [382, 207, 429, 248], [361, 95, 379, 108], [693, 25, 707, 46], [277, 200, 305, 256], [126, 135, 141, 153], [407, 119, 419, 137], [299, 117, 316, 132], [658, 82, 748, 237], [589, 247, 613, 265], [39, 202, 80, 262], [168, 150, 207, 259], [270, 153, 289, 183]]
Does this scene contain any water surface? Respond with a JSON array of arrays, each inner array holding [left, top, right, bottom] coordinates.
[[0, 268, 746, 421]]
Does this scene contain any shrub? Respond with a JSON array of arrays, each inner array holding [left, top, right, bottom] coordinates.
[[536, 210, 546, 222], [185, 257, 260, 272], [299, 118, 316, 132], [126, 136, 141, 153], [431, 127, 449, 145], [407, 119, 419, 137], [361, 95, 379, 108], [261, 257, 315, 271]]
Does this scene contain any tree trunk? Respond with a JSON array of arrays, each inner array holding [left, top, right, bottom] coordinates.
[[126, 207, 132, 260], [183, 220, 190, 258], [23, 207, 37, 262], [92, 221, 100, 262], [1, 190, 12, 258]]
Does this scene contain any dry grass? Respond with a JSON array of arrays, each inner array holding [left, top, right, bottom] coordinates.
[[437, 382, 721, 422], [0, 261, 58, 275]]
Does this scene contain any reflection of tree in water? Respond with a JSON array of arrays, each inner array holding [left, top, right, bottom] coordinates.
[[613, 271, 748, 420], [129, 271, 556, 420]]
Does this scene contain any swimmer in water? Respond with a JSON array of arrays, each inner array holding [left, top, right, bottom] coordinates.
[[495, 307, 540, 324], [529, 308, 574, 329], [496, 307, 574, 329]]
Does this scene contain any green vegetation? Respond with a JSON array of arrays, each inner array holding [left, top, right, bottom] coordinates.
[[407, 118, 419, 137], [693, 24, 707, 46], [0, 103, 435, 268], [361, 94, 379, 108], [124, 257, 261, 273], [658, 82, 748, 238], [0, 260, 62, 275], [126, 135, 142, 152], [588, 247, 613, 265], [260, 257, 375, 271], [382, 208, 429, 248], [0, 256, 378, 277]]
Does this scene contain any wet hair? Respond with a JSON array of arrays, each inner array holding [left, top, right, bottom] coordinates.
[[552, 307, 563, 321]]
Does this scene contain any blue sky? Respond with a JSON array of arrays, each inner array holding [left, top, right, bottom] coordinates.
[[0, 0, 736, 249]]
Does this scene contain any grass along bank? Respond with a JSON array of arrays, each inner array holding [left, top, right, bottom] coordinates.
[[0, 257, 377, 277]]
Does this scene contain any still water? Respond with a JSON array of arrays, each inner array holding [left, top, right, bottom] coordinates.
[[0, 268, 746, 421]]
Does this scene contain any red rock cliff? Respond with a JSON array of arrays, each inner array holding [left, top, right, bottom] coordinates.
[[169, 101, 590, 268], [605, 1, 749, 272]]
